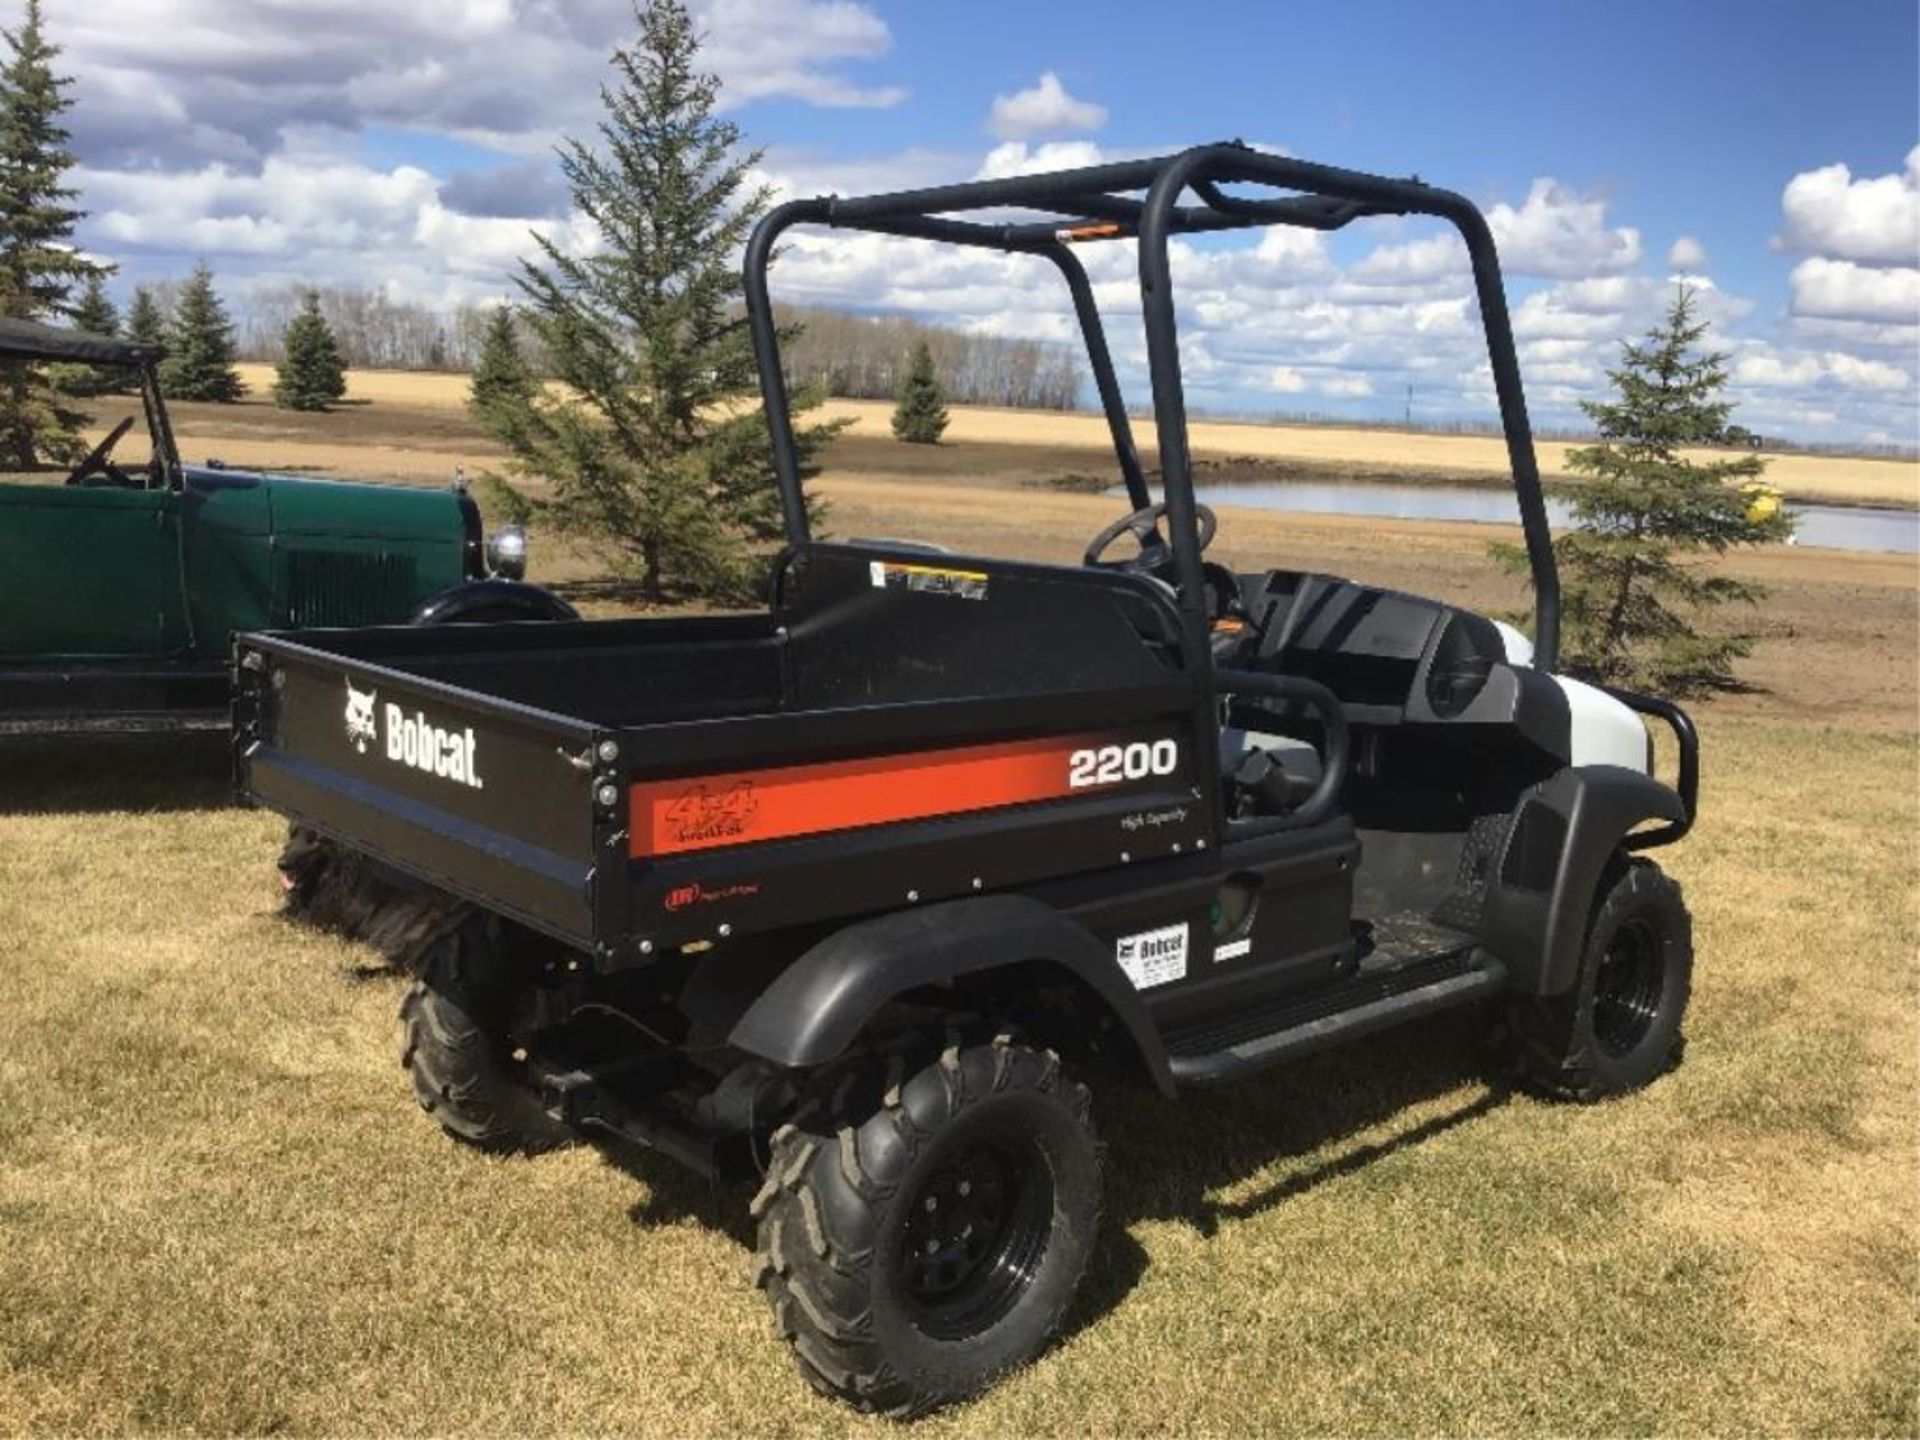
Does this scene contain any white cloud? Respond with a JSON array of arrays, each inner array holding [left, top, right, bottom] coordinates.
[[1349, 184, 1642, 288], [81, 152, 601, 306], [1320, 373, 1374, 398], [1825, 351, 1912, 390], [1667, 234, 1708, 270], [987, 72, 1107, 141], [1349, 231, 1464, 288], [1267, 366, 1307, 393], [1733, 351, 1825, 388], [51, 0, 904, 169], [1485, 180, 1642, 279], [1778, 147, 1920, 266], [1789, 256, 1920, 324], [976, 139, 1108, 181], [1733, 346, 1912, 393]]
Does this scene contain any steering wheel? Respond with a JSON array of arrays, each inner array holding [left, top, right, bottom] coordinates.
[[65, 416, 139, 488], [1083, 500, 1217, 577]]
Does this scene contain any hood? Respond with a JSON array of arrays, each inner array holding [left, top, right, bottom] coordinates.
[[183, 466, 467, 544]]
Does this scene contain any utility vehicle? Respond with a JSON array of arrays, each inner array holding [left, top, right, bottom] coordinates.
[[233, 144, 1700, 1417], [0, 317, 568, 737]]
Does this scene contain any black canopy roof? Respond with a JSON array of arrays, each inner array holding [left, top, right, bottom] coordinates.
[[0, 316, 158, 366]]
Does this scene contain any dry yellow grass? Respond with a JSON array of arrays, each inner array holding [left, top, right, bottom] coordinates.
[[212, 365, 1918, 509], [5, 377, 1915, 1434], [0, 715, 1913, 1435]]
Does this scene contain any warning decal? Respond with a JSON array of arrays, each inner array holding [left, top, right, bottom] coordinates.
[[869, 559, 989, 601]]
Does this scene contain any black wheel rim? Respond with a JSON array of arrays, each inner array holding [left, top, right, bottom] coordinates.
[[897, 1122, 1054, 1341], [1593, 915, 1666, 1058]]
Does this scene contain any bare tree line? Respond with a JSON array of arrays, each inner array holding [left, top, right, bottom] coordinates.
[[234, 286, 508, 372], [221, 286, 1089, 412], [771, 305, 1084, 411]]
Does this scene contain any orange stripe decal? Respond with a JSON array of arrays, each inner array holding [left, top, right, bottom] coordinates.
[[630, 732, 1137, 858]]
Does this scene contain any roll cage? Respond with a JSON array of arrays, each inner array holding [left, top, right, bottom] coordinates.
[[742, 141, 1563, 670]]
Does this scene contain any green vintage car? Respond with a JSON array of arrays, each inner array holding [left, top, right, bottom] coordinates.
[[0, 318, 572, 735]]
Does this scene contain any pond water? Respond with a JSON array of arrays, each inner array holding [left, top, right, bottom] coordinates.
[[1124, 480, 1919, 555]]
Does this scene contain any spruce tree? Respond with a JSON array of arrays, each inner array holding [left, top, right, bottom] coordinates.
[[68, 270, 114, 334], [272, 292, 346, 410], [478, 0, 839, 603], [891, 340, 949, 443], [0, 0, 105, 467], [124, 284, 166, 351], [159, 264, 245, 402], [51, 272, 125, 396], [1498, 287, 1793, 695], [467, 303, 535, 425]]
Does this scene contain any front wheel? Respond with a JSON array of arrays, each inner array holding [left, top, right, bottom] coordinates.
[[751, 1034, 1102, 1416], [1508, 857, 1693, 1101]]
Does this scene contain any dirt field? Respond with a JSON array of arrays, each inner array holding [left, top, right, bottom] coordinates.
[[3, 372, 1916, 1434], [120, 366, 1914, 509]]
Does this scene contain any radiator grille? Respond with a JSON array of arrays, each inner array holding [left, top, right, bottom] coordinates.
[[281, 550, 418, 628]]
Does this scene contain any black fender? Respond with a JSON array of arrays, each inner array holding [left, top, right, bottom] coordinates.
[[726, 894, 1177, 1095], [410, 578, 578, 625], [1480, 764, 1687, 996]]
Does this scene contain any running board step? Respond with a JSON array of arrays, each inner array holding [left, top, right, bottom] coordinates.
[[1166, 953, 1506, 1085]]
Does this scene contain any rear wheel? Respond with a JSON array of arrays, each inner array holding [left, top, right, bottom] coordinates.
[[1508, 857, 1692, 1100], [399, 917, 571, 1154], [751, 1034, 1101, 1416]]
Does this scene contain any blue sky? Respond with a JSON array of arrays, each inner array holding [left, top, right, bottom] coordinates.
[[46, 0, 1920, 444]]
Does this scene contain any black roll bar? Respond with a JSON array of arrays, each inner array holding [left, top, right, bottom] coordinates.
[[741, 141, 1563, 669]]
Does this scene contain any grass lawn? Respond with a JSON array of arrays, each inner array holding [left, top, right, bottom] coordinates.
[[2, 380, 1916, 1433], [1, 727, 1914, 1435]]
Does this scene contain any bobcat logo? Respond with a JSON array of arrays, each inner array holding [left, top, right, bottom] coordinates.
[[344, 680, 378, 753]]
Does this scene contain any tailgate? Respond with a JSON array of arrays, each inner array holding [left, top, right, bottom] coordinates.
[[234, 632, 605, 946]]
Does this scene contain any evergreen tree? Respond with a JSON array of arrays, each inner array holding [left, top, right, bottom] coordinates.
[[68, 270, 114, 334], [0, 0, 106, 467], [1497, 287, 1793, 695], [272, 292, 346, 411], [158, 264, 245, 402], [890, 339, 949, 443], [467, 303, 535, 425], [51, 271, 125, 396], [124, 283, 166, 350], [478, 0, 839, 603]]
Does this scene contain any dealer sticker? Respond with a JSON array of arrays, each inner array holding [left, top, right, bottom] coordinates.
[[1115, 922, 1188, 990]]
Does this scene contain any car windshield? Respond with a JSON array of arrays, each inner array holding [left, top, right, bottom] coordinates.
[[0, 363, 159, 487]]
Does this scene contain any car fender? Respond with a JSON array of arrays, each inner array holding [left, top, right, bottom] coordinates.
[[727, 893, 1176, 1094], [1480, 764, 1687, 996], [410, 578, 579, 625]]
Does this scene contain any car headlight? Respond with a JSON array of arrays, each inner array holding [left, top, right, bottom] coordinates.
[[485, 524, 528, 580]]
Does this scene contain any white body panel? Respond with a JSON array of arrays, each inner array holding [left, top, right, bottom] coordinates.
[[1490, 621, 1645, 772], [1550, 675, 1649, 771], [1492, 620, 1534, 667]]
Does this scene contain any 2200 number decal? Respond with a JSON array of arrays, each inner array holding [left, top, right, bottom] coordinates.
[[1067, 738, 1179, 789]]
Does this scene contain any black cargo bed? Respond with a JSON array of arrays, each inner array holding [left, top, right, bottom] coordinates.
[[235, 544, 1215, 962]]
